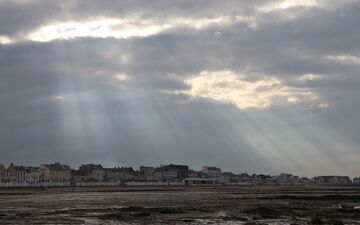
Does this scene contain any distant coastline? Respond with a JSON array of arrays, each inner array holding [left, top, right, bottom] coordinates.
[[0, 162, 359, 187]]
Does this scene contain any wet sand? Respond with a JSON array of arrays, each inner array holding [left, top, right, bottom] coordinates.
[[1, 185, 360, 224]]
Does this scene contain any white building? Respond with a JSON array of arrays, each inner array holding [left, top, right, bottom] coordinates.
[[202, 166, 221, 178], [25, 167, 40, 183]]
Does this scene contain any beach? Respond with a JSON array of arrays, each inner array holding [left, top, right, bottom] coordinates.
[[1, 185, 360, 224]]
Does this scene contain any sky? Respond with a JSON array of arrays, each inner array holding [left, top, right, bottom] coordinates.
[[0, 0, 359, 177]]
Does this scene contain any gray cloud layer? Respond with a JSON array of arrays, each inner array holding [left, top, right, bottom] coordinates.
[[0, 0, 359, 177]]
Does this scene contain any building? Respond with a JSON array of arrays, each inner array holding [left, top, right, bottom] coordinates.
[[159, 164, 189, 182], [139, 166, 156, 173], [188, 169, 206, 178], [25, 167, 40, 183], [78, 164, 104, 182], [7, 164, 26, 182], [251, 174, 271, 185], [202, 166, 222, 179], [219, 172, 232, 184], [136, 167, 160, 181], [238, 173, 252, 184], [265, 176, 278, 185], [71, 170, 88, 182], [299, 177, 310, 185], [0, 164, 8, 182], [201, 167, 234, 184], [133, 171, 160, 182], [277, 173, 300, 185], [103, 167, 134, 182], [311, 176, 352, 184], [39, 163, 71, 182]]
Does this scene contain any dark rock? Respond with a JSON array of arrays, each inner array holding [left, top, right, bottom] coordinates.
[[329, 220, 344, 225], [252, 214, 262, 220], [15, 212, 31, 217], [244, 207, 281, 219], [120, 206, 145, 212], [157, 207, 185, 214], [223, 215, 248, 221], [244, 222, 268, 225], [309, 215, 323, 224], [133, 212, 151, 217], [341, 205, 354, 210], [98, 213, 125, 220]]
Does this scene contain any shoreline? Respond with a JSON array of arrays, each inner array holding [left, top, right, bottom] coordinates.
[[1, 184, 360, 195]]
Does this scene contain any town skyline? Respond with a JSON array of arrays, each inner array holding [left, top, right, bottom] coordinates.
[[0, 161, 343, 178], [0, 161, 359, 180]]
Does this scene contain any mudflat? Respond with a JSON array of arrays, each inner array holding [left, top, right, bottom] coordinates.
[[0, 185, 360, 224]]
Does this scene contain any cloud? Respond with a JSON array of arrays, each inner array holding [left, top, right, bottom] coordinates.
[[177, 70, 320, 109], [0, 0, 261, 43], [2, 13, 254, 44], [0, 0, 360, 176], [258, 0, 320, 13], [296, 74, 323, 81], [326, 54, 360, 65]]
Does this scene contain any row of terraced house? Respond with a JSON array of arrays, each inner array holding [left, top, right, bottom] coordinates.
[[1, 163, 360, 186], [0, 163, 229, 185], [0, 163, 189, 184], [0, 163, 71, 183]]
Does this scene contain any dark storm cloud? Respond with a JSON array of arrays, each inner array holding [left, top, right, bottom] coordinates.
[[115, 2, 360, 80], [0, 0, 360, 176]]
